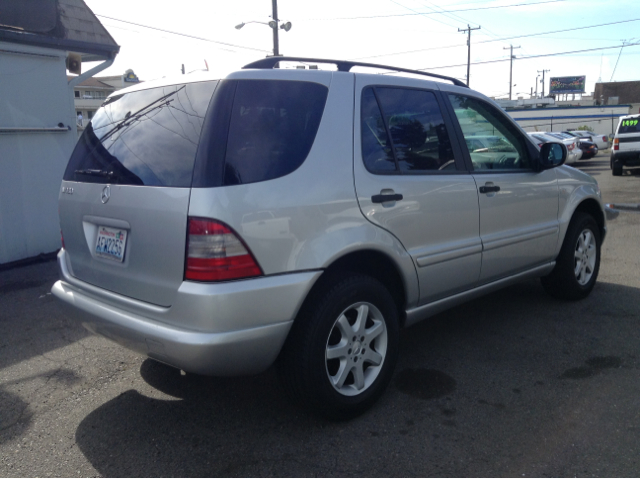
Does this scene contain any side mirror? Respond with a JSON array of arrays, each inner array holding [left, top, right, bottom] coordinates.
[[538, 142, 566, 170]]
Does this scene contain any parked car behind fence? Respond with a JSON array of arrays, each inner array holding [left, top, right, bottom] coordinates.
[[565, 130, 609, 150]]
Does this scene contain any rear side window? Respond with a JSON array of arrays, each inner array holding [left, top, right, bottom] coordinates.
[[618, 118, 640, 134], [361, 86, 456, 173], [193, 79, 329, 187], [64, 81, 218, 186]]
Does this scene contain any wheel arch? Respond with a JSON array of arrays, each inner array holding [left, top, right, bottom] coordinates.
[[303, 249, 412, 328], [573, 198, 606, 240]]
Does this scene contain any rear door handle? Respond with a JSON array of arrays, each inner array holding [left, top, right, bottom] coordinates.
[[479, 185, 500, 194], [371, 193, 403, 203]]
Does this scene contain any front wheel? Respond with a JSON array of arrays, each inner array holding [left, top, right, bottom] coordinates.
[[541, 212, 601, 300], [278, 273, 399, 420]]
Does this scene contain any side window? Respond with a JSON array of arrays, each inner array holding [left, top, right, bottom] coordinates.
[[361, 86, 456, 174], [361, 87, 396, 172], [223, 80, 328, 185], [447, 94, 531, 171]]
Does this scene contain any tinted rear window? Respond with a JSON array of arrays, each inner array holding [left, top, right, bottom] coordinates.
[[619, 118, 640, 134], [64, 81, 218, 186], [193, 79, 329, 187]]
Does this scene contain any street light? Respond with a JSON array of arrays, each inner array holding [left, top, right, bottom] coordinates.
[[235, 19, 292, 56]]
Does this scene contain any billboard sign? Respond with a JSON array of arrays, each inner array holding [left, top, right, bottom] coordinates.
[[550, 76, 586, 94]]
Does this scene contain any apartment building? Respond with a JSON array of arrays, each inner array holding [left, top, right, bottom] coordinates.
[[71, 70, 141, 131]]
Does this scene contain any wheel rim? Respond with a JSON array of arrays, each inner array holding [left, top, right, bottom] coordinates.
[[574, 228, 597, 285], [325, 302, 388, 397]]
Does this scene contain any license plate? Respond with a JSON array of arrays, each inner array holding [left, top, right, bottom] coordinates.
[[95, 226, 128, 262]]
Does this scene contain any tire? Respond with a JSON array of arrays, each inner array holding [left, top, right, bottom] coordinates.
[[278, 273, 400, 420], [541, 212, 601, 300], [611, 155, 623, 176]]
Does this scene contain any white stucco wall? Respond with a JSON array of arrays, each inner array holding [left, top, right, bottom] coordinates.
[[0, 42, 77, 264], [506, 105, 631, 136]]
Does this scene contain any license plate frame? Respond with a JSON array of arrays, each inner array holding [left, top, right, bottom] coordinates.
[[95, 225, 128, 262]]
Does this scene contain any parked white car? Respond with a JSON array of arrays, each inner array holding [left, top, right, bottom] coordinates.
[[528, 132, 582, 164], [610, 114, 640, 176], [565, 130, 609, 150]]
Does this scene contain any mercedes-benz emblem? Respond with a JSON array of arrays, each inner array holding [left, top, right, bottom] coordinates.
[[101, 185, 111, 204]]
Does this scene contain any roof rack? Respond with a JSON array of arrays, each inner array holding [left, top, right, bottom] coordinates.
[[242, 57, 469, 88]]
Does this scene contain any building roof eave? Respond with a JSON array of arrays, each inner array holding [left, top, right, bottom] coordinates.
[[0, 28, 119, 59]]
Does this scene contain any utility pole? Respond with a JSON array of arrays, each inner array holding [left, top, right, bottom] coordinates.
[[458, 24, 481, 87], [538, 69, 550, 97], [272, 0, 280, 56], [503, 44, 520, 100]]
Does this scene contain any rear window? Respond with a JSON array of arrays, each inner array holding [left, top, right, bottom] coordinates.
[[192, 79, 329, 187], [64, 81, 218, 186], [618, 118, 640, 134]]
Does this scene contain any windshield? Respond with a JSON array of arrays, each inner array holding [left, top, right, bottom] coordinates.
[[64, 81, 218, 186]]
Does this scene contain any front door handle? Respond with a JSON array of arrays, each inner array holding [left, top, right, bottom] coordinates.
[[479, 185, 500, 194], [372, 192, 403, 203]]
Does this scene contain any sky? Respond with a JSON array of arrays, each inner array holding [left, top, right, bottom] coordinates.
[[83, 0, 640, 99]]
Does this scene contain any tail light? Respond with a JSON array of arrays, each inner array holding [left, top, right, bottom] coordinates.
[[567, 143, 574, 151], [603, 136, 607, 142], [613, 138, 619, 151], [185, 217, 262, 282]]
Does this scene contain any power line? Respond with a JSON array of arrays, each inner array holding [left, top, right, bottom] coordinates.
[[610, 39, 636, 81], [95, 14, 271, 54], [386, 0, 459, 29], [306, 0, 565, 21], [412, 41, 640, 72], [352, 17, 640, 61]]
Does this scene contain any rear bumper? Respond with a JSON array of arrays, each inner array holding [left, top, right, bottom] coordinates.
[[612, 150, 640, 166], [52, 250, 321, 376]]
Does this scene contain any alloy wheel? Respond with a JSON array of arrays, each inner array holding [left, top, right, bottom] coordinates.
[[325, 302, 388, 397], [574, 228, 597, 285]]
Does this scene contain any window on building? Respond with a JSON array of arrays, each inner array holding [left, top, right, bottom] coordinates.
[[74, 91, 80, 98]]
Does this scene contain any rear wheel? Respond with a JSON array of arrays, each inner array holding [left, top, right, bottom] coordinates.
[[278, 273, 399, 420], [611, 155, 623, 176], [541, 212, 601, 300]]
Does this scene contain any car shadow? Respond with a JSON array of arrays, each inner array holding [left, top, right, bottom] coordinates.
[[620, 167, 640, 176], [73, 278, 640, 476]]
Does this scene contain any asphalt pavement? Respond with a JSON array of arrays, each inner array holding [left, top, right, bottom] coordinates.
[[1, 151, 639, 477]]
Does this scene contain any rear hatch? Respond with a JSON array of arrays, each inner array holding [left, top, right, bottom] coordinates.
[[59, 80, 218, 307]]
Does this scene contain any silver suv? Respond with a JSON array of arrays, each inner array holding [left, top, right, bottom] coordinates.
[[52, 57, 606, 419]]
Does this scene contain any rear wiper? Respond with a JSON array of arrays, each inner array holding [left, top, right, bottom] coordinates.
[[74, 169, 114, 178], [97, 86, 186, 143]]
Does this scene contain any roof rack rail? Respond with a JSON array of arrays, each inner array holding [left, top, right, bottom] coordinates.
[[242, 57, 469, 88]]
